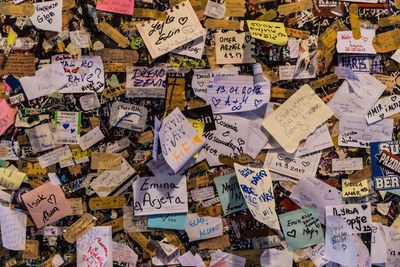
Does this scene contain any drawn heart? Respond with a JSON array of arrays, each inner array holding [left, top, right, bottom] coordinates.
[[392, 96, 397, 102], [286, 229, 296, 238], [361, 204, 368, 210], [47, 194, 57, 205], [211, 97, 221, 107], [302, 161, 310, 167], [379, 114, 385, 119], [197, 81, 205, 87], [71, 129, 75, 134], [254, 99, 263, 107], [237, 138, 245, 145], [245, 35, 252, 43], [178, 17, 188, 25], [63, 122, 70, 129]]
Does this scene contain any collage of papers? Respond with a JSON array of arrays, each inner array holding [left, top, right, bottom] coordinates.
[[0, 0, 399, 266]]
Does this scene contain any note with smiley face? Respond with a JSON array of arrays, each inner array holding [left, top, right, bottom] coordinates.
[[22, 183, 72, 228]]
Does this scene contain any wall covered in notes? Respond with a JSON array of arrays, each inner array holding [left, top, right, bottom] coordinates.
[[0, 0, 400, 266]]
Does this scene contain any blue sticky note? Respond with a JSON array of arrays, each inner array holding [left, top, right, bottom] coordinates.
[[214, 173, 247, 215], [279, 207, 324, 250], [147, 213, 186, 230]]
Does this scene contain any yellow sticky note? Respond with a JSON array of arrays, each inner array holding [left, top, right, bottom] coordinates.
[[187, 118, 205, 136], [7, 29, 17, 47], [247, 20, 288, 46], [342, 179, 369, 198], [0, 168, 27, 190], [262, 84, 333, 153]]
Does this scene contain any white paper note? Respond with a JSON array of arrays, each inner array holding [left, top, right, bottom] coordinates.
[[328, 73, 386, 119], [339, 115, 393, 148], [290, 176, 343, 222], [0, 206, 27, 251], [77, 226, 113, 267], [185, 213, 223, 242], [31, 0, 62, 32], [133, 175, 188, 216], [207, 75, 270, 114], [137, 1, 205, 58], [234, 164, 280, 230], [159, 108, 204, 173], [336, 29, 376, 54]]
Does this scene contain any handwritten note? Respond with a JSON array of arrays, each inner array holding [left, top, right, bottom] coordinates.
[[332, 158, 363, 172], [279, 207, 324, 250], [262, 84, 333, 153], [96, 0, 134, 15], [328, 73, 387, 119], [214, 173, 247, 215], [31, 0, 62, 32], [63, 213, 96, 243], [26, 123, 55, 153], [77, 226, 113, 267], [197, 114, 250, 167], [109, 101, 148, 131], [79, 126, 105, 151], [260, 248, 293, 267], [148, 213, 187, 230], [126, 67, 167, 98], [133, 175, 188, 216], [247, 21, 288, 46], [89, 158, 136, 197], [308, 244, 329, 267], [52, 55, 105, 93], [325, 203, 372, 234], [339, 115, 393, 148], [207, 75, 270, 113], [22, 183, 72, 228], [342, 179, 369, 198], [37, 146, 72, 168], [215, 31, 255, 64], [290, 176, 343, 222], [185, 213, 223, 241], [0, 100, 17, 136], [159, 108, 204, 173], [112, 241, 138, 267], [20, 62, 68, 100], [324, 215, 358, 267], [171, 34, 206, 59], [336, 29, 376, 54], [296, 124, 333, 157], [382, 225, 400, 267], [137, 1, 205, 58], [234, 164, 280, 230], [0, 206, 26, 250], [366, 95, 400, 124], [192, 67, 238, 100], [0, 167, 26, 190], [91, 152, 122, 170], [264, 149, 321, 179]]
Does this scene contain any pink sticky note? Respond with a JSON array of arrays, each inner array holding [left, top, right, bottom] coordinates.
[[22, 183, 72, 228], [96, 0, 134, 15], [0, 100, 17, 136]]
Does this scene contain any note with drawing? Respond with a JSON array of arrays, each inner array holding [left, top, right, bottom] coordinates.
[[137, 1, 205, 58], [207, 75, 270, 114]]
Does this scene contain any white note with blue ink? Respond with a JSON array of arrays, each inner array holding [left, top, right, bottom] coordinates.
[[207, 75, 270, 114], [185, 213, 223, 242]]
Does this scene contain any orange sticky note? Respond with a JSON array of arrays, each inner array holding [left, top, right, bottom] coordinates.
[[96, 0, 134, 15], [22, 183, 72, 228], [0, 100, 16, 136]]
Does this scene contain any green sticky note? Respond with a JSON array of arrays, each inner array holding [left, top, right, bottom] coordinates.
[[214, 173, 247, 215], [279, 206, 324, 250]]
